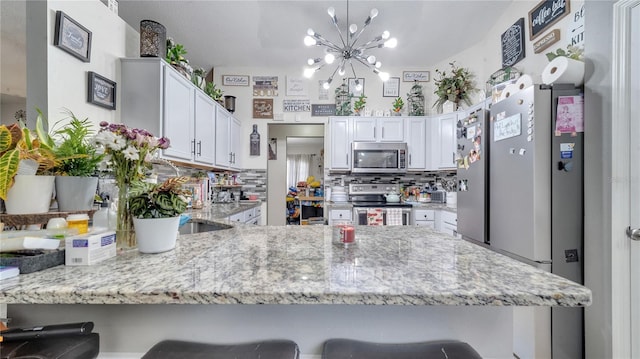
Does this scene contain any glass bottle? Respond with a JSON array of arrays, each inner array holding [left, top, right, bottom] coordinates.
[[250, 124, 260, 156]]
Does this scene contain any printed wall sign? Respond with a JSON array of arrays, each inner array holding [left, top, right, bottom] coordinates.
[[566, 3, 584, 47], [222, 75, 249, 86], [253, 98, 273, 119], [529, 0, 570, 40], [311, 104, 336, 116], [501, 18, 526, 67], [253, 76, 278, 96], [283, 99, 311, 112], [318, 80, 329, 100], [533, 29, 561, 53], [402, 71, 429, 82], [286, 77, 307, 96]]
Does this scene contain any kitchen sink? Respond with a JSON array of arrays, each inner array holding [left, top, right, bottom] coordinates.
[[178, 221, 232, 235]]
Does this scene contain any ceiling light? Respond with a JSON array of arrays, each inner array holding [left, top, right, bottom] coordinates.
[[303, 0, 397, 89]]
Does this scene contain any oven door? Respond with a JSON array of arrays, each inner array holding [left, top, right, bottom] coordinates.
[[353, 208, 412, 225]]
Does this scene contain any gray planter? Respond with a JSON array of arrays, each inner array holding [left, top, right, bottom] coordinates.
[[55, 176, 99, 211]]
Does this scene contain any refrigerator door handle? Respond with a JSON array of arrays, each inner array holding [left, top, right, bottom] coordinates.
[[627, 226, 640, 241]]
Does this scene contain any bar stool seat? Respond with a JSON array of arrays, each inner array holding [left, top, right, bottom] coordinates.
[[322, 338, 482, 359], [141, 339, 300, 359], [0, 333, 99, 359]]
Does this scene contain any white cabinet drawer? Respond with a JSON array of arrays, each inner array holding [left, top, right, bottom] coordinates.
[[440, 211, 457, 226], [415, 220, 435, 229], [413, 209, 435, 221], [243, 208, 255, 222], [330, 209, 352, 220], [229, 212, 244, 223], [254, 206, 262, 217]]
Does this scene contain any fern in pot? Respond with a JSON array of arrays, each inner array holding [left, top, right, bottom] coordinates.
[[50, 111, 104, 211], [128, 176, 190, 253]]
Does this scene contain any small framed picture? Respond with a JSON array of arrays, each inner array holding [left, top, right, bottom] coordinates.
[[222, 75, 250, 86], [348, 78, 365, 97], [383, 77, 400, 97], [54, 11, 92, 62], [88, 72, 116, 110], [402, 71, 430, 82]]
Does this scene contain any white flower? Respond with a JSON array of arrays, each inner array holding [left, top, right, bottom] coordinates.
[[122, 145, 139, 161], [97, 154, 112, 172], [108, 134, 127, 151]]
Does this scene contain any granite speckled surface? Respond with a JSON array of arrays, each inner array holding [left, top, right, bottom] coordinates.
[[0, 219, 591, 307]]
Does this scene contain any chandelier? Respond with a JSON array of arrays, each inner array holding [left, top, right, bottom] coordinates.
[[303, 1, 397, 90]]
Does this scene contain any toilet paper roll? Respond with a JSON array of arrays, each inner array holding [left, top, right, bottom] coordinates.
[[542, 57, 585, 86], [515, 74, 533, 91]]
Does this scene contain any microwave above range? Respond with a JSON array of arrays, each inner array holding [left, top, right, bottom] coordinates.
[[351, 142, 407, 174]]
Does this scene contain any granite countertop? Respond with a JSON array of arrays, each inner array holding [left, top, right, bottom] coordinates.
[[0, 223, 591, 307]]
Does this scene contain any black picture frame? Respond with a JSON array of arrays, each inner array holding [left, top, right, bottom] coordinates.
[[88, 72, 116, 110], [348, 78, 365, 97], [54, 11, 92, 62], [528, 0, 570, 40]]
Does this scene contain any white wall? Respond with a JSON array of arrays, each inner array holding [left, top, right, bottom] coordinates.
[[0, 98, 26, 126], [33, 0, 138, 130]]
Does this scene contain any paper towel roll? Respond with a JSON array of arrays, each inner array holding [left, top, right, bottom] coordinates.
[[515, 74, 533, 91], [502, 84, 520, 99], [542, 57, 585, 86]]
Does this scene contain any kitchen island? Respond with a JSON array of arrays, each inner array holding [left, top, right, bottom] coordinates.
[[0, 218, 591, 357]]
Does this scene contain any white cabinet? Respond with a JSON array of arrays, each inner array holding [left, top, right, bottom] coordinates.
[[228, 206, 261, 225], [328, 117, 352, 170], [194, 91, 216, 165], [328, 208, 352, 225], [215, 106, 242, 170], [413, 209, 435, 228], [430, 113, 458, 169], [437, 210, 458, 237], [352, 117, 404, 142], [120, 58, 220, 167], [405, 117, 427, 170]]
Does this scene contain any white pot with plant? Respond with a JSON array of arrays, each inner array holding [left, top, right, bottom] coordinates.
[[50, 110, 104, 211], [433, 61, 476, 113], [129, 176, 190, 254]]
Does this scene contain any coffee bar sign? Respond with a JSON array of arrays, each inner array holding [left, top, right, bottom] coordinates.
[[528, 0, 570, 40]]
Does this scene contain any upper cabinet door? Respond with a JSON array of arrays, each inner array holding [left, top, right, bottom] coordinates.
[[405, 117, 427, 170], [163, 67, 194, 161], [194, 91, 216, 165], [379, 117, 404, 142], [328, 117, 352, 170], [215, 106, 231, 168], [436, 113, 458, 169], [229, 116, 242, 170], [352, 117, 377, 141]]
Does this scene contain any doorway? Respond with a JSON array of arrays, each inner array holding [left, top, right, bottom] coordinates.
[[266, 124, 324, 225]]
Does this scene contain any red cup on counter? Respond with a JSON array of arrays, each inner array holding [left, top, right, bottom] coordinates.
[[333, 220, 355, 246]]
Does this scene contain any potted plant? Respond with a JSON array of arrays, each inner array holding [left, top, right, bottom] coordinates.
[[392, 97, 404, 115], [165, 38, 192, 79], [433, 61, 476, 113], [192, 68, 206, 90], [204, 81, 224, 103], [0, 111, 61, 214], [50, 110, 104, 212], [353, 94, 367, 115], [128, 176, 190, 253]]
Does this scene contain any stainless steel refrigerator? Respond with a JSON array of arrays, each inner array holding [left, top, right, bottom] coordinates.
[[456, 99, 490, 244], [489, 84, 584, 359]]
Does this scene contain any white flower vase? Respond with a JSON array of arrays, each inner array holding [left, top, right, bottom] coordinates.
[[133, 216, 180, 253], [442, 100, 457, 113]]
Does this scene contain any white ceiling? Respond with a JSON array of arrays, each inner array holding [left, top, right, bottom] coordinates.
[[0, 0, 513, 100]]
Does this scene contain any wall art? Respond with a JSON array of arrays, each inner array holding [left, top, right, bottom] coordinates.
[[253, 76, 278, 96], [383, 77, 400, 97], [253, 98, 274, 119], [54, 11, 92, 62], [222, 75, 249, 86], [286, 77, 307, 96], [402, 71, 429, 82], [348, 78, 365, 97], [529, 0, 570, 40], [87, 71, 116, 110], [501, 18, 526, 67]]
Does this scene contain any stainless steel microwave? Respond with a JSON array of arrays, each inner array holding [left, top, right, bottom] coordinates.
[[351, 142, 408, 173]]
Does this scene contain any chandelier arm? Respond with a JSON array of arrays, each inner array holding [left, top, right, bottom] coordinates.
[[331, 21, 349, 49], [349, 22, 372, 49], [349, 61, 359, 79], [314, 37, 344, 52], [361, 44, 385, 51], [352, 55, 373, 69]]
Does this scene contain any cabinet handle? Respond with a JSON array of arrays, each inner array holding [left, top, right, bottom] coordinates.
[[229, 152, 233, 163], [374, 127, 376, 139], [346, 154, 349, 165], [409, 154, 412, 166], [197, 141, 202, 156], [191, 140, 196, 154], [233, 153, 236, 164], [382, 127, 385, 139]]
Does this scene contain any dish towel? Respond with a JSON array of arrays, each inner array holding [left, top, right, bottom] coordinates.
[[367, 208, 384, 226], [386, 208, 403, 226]]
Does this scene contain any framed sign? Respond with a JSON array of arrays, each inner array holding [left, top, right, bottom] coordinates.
[[54, 11, 92, 62], [283, 99, 311, 112], [529, 0, 570, 40], [501, 18, 526, 67], [253, 98, 273, 119], [87, 72, 116, 110], [286, 76, 307, 96], [383, 77, 400, 97], [253, 76, 278, 96], [311, 104, 336, 116], [348, 78, 365, 97], [402, 71, 429, 82], [222, 75, 249, 86]]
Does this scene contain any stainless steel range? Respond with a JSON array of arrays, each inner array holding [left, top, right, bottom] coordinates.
[[348, 183, 412, 225]]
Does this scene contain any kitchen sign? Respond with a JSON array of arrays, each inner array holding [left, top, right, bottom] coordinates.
[[222, 75, 249, 86], [566, 3, 584, 47], [283, 99, 311, 112], [311, 104, 336, 116], [528, 0, 570, 40], [501, 18, 526, 67]]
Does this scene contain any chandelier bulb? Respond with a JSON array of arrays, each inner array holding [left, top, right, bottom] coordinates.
[[327, 7, 335, 17], [378, 72, 390, 82], [370, 9, 379, 19], [338, 67, 346, 76], [375, 61, 382, 68], [349, 24, 357, 34], [307, 28, 315, 36], [304, 36, 317, 47], [355, 83, 363, 91], [381, 31, 390, 40], [384, 38, 398, 48], [303, 68, 316, 78], [324, 53, 336, 64], [307, 58, 315, 66], [323, 79, 332, 90], [367, 55, 376, 64]]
